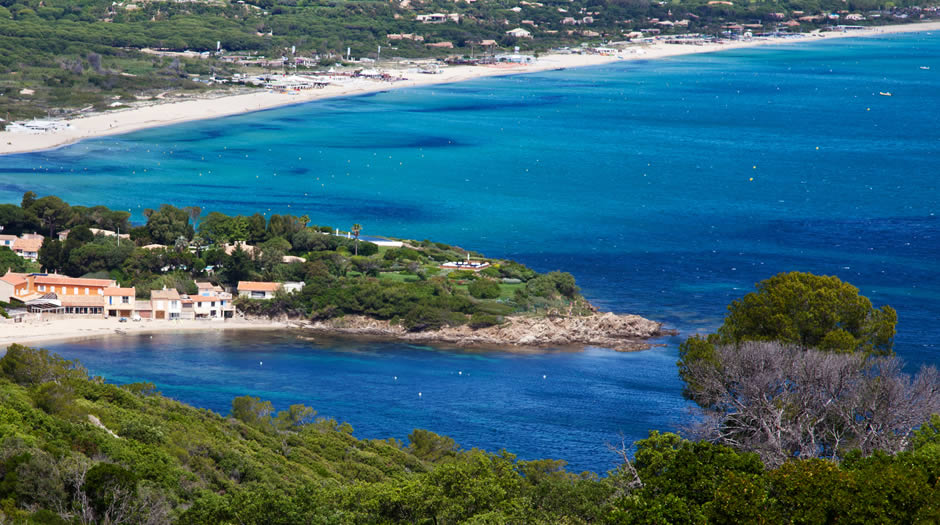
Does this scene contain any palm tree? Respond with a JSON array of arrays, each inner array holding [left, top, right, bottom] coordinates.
[[351, 223, 362, 256]]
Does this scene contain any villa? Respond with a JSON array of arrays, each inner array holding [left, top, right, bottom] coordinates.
[[238, 281, 281, 299], [505, 28, 533, 39], [11, 235, 44, 261]]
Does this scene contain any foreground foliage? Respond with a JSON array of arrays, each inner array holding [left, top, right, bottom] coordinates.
[[1, 344, 939, 524]]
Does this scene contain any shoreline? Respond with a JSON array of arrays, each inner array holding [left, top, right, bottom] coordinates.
[[0, 311, 675, 352], [2, 20, 939, 156], [0, 317, 295, 348]]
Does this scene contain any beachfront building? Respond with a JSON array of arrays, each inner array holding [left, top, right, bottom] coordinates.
[[2, 273, 115, 315], [0, 271, 28, 303], [190, 295, 232, 319], [0, 234, 15, 249], [104, 287, 136, 318], [237, 281, 281, 300], [151, 288, 182, 320]]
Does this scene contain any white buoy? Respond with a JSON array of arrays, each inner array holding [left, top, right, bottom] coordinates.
[[394, 376, 398, 381], [418, 392, 422, 397], [458, 371, 462, 375], [260, 361, 263, 366], [542, 375, 547, 379]]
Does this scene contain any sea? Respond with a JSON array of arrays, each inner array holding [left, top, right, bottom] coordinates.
[[2, 32, 938, 474]]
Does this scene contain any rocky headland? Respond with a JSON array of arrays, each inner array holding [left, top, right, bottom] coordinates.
[[302, 312, 676, 352]]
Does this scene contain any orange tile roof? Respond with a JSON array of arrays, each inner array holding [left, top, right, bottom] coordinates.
[[190, 295, 224, 303], [1, 272, 28, 286], [13, 237, 43, 253], [151, 288, 181, 300], [104, 287, 135, 297], [238, 281, 281, 292], [61, 296, 105, 307], [33, 275, 115, 287]]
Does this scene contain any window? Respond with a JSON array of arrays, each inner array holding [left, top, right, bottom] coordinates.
[[50, 286, 55, 293], [38, 285, 46, 292], [122, 296, 129, 304], [211, 301, 216, 307], [85, 288, 89, 295]]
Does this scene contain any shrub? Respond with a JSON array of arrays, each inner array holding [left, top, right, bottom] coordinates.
[[468, 279, 501, 299], [469, 313, 502, 329]]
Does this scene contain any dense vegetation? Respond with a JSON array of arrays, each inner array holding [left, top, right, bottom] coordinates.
[[4, 192, 590, 330], [676, 272, 939, 466], [1, 0, 936, 123], [0, 343, 938, 523]]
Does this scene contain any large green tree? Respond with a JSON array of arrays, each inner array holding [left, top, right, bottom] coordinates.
[[716, 271, 896, 354], [144, 204, 193, 245]]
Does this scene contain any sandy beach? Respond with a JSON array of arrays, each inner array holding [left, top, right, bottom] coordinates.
[[0, 317, 296, 348], [2, 21, 938, 156]]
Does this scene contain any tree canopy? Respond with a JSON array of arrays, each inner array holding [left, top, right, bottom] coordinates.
[[717, 271, 896, 354]]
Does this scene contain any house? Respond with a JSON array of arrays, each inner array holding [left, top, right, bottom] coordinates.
[[189, 295, 232, 319], [0, 271, 28, 303], [282, 281, 305, 294], [223, 242, 258, 256], [151, 288, 182, 320], [5, 274, 116, 315], [0, 235, 15, 249], [196, 282, 225, 296], [440, 260, 492, 271], [237, 281, 281, 299], [104, 287, 136, 318], [427, 41, 454, 49], [12, 236, 43, 261], [416, 13, 448, 23], [505, 28, 533, 38]]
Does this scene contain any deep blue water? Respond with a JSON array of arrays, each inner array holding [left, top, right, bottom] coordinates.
[[5, 32, 939, 472]]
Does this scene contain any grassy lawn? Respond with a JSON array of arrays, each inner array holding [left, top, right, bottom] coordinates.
[[378, 271, 420, 283]]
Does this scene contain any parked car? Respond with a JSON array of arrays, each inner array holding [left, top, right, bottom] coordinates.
[[119, 317, 128, 323]]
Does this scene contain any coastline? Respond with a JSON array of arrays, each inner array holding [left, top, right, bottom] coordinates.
[[0, 310, 674, 352], [2, 20, 938, 156], [0, 317, 296, 348]]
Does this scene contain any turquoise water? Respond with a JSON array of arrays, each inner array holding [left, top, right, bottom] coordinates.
[[6, 32, 940, 472]]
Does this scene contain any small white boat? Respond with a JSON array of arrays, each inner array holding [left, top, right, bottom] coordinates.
[[879, 92, 892, 97], [920, 66, 930, 70]]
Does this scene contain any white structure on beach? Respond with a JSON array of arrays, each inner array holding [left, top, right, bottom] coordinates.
[[6, 120, 72, 134]]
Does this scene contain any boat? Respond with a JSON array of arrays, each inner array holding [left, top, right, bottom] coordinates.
[[879, 92, 892, 97], [920, 66, 930, 70]]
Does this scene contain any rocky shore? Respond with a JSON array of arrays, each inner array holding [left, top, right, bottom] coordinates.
[[303, 312, 676, 352]]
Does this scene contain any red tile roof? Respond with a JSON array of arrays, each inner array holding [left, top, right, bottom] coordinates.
[[238, 281, 280, 292], [1, 272, 28, 286], [33, 275, 115, 287], [13, 237, 43, 253], [151, 288, 181, 300], [104, 287, 135, 297], [190, 295, 224, 303], [61, 296, 105, 307]]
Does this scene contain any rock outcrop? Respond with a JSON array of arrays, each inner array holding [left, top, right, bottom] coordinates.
[[304, 312, 675, 352]]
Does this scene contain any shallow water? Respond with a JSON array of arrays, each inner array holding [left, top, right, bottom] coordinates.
[[9, 32, 940, 472]]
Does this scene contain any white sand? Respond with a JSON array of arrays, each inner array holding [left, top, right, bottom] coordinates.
[[0, 317, 294, 347], [2, 21, 938, 156]]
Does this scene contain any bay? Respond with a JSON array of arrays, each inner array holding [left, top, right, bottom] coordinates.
[[6, 32, 939, 472]]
